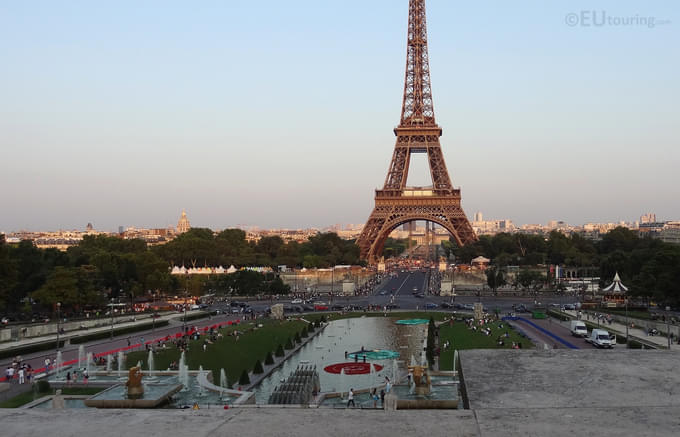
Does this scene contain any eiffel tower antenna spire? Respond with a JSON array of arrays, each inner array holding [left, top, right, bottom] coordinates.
[[401, 0, 435, 127]]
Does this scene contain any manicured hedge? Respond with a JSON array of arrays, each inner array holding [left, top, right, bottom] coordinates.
[[177, 311, 214, 323], [0, 339, 65, 360], [70, 320, 169, 344]]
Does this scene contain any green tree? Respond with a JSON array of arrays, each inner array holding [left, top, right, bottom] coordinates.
[[486, 267, 506, 293], [238, 369, 250, 385], [31, 266, 79, 310]]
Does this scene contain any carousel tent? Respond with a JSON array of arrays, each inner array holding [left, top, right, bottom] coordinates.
[[602, 272, 628, 293]]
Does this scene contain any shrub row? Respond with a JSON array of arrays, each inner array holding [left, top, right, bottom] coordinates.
[[70, 320, 169, 344], [0, 339, 65, 360], [546, 310, 571, 322], [243, 322, 317, 386], [177, 311, 214, 323]]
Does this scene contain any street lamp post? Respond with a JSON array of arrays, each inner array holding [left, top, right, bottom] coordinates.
[[110, 299, 115, 340], [625, 292, 629, 347], [56, 302, 61, 350], [183, 288, 188, 333], [151, 291, 156, 334], [666, 306, 671, 350]]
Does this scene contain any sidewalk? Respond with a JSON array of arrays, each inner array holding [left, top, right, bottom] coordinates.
[[562, 310, 679, 350], [0, 310, 206, 353]]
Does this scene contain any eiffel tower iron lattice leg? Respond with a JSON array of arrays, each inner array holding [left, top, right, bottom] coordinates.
[[357, 0, 477, 263]]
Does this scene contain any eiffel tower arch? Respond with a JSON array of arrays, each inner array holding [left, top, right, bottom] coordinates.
[[357, 0, 477, 264]]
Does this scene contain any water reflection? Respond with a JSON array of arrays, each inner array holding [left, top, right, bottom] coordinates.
[[254, 317, 427, 403]]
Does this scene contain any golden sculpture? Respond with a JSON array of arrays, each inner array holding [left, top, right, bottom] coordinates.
[[125, 366, 144, 399], [407, 364, 431, 395]]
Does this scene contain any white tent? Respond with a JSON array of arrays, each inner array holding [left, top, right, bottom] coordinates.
[[602, 272, 628, 293]]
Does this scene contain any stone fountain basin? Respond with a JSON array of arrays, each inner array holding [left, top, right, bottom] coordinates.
[[84, 383, 183, 408]]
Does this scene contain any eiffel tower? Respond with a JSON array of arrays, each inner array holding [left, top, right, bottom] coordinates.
[[357, 0, 477, 263]]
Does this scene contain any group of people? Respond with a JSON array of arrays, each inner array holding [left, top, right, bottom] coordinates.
[[346, 377, 391, 408], [4, 358, 33, 384], [64, 368, 89, 385]]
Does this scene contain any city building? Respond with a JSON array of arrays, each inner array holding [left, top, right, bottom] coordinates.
[[177, 209, 191, 234]]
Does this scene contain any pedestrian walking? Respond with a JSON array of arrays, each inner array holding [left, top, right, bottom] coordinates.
[[347, 388, 355, 408], [18, 368, 25, 384], [83, 369, 89, 384], [44, 358, 51, 370]]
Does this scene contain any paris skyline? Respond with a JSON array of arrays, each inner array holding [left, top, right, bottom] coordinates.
[[2, 0, 678, 232]]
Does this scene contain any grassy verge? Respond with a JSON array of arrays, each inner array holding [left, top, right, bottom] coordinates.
[[0, 386, 103, 408], [70, 320, 169, 344], [127, 318, 309, 387], [0, 340, 65, 360], [439, 320, 529, 371], [319, 311, 451, 323]]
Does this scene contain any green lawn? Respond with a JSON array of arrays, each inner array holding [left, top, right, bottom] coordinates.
[[438, 320, 530, 371], [127, 318, 309, 387], [597, 309, 654, 320], [0, 386, 103, 408]]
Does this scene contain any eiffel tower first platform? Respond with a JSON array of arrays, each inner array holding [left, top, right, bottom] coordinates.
[[357, 0, 477, 264]]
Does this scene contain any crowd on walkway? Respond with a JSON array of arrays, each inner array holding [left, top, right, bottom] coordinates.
[[4, 357, 34, 385]]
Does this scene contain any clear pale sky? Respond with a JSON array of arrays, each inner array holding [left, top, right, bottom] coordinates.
[[1, 1, 678, 232]]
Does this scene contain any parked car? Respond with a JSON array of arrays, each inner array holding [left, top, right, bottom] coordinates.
[[314, 304, 329, 311], [386, 303, 400, 309], [424, 303, 438, 310], [291, 298, 303, 304], [415, 293, 425, 298], [440, 302, 453, 309]]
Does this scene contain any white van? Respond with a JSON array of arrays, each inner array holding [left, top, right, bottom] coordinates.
[[570, 320, 588, 337], [586, 329, 614, 348]]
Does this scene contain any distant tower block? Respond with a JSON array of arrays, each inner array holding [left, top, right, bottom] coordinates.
[[474, 212, 483, 222], [177, 209, 191, 234]]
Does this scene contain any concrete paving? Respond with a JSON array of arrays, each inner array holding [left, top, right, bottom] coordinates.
[[461, 349, 680, 409]]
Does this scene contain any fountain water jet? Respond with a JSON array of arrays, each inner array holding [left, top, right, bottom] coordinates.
[[55, 351, 63, 379], [178, 351, 189, 390], [117, 351, 126, 381], [86, 352, 95, 380], [77, 345, 85, 370], [220, 368, 228, 398], [339, 368, 346, 400], [148, 350, 155, 373], [106, 354, 112, 373]]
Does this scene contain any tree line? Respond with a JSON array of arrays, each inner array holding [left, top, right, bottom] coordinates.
[[443, 227, 680, 306], [0, 229, 361, 317]]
